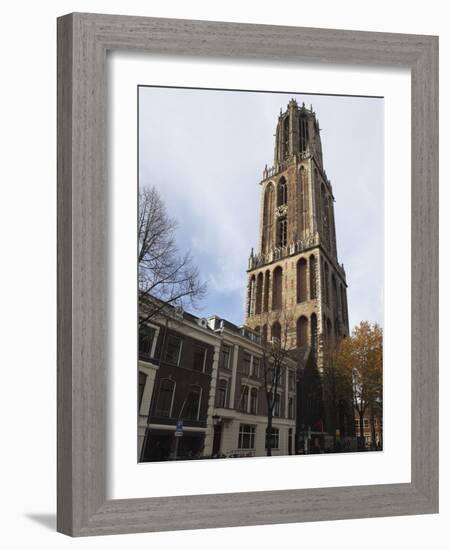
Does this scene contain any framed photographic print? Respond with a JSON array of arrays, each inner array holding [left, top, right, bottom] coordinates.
[[57, 13, 438, 536]]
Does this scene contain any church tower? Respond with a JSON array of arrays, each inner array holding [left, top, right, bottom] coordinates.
[[245, 99, 350, 366]]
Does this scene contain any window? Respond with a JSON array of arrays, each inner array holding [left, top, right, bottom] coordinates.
[[299, 166, 310, 234], [296, 258, 307, 303], [247, 275, 255, 317], [309, 255, 317, 299], [296, 316, 308, 347], [242, 353, 251, 376], [163, 334, 182, 365], [322, 185, 330, 246], [272, 266, 283, 310], [288, 370, 295, 391], [311, 313, 318, 352], [239, 385, 249, 412], [215, 379, 228, 408], [250, 388, 258, 414], [271, 321, 281, 342], [193, 345, 206, 372], [139, 326, 156, 359], [283, 115, 289, 159], [288, 396, 295, 419], [238, 424, 256, 449], [277, 217, 287, 247], [262, 185, 274, 254], [184, 385, 202, 420], [265, 428, 280, 450], [324, 262, 330, 305], [255, 272, 263, 314], [364, 419, 369, 428], [355, 419, 360, 427], [274, 393, 281, 417], [262, 324, 268, 343], [154, 378, 175, 417], [277, 177, 287, 206], [138, 371, 147, 409], [252, 356, 260, 378], [332, 274, 338, 313], [219, 345, 231, 369], [299, 114, 309, 153]]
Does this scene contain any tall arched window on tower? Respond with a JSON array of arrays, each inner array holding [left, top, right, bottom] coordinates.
[[296, 257, 307, 303], [331, 274, 338, 315], [311, 313, 318, 352], [340, 284, 347, 326], [324, 262, 330, 305], [263, 270, 270, 313], [299, 113, 309, 153], [262, 183, 274, 254], [262, 324, 268, 343], [271, 321, 281, 342], [283, 115, 290, 159], [322, 184, 330, 247], [277, 177, 287, 206], [272, 266, 283, 310], [255, 272, 263, 315], [296, 316, 308, 347], [326, 318, 333, 347], [248, 275, 256, 317], [277, 217, 287, 248], [298, 166, 310, 236], [309, 255, 317, 299]]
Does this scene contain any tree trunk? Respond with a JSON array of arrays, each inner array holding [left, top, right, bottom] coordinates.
[[359, 411, 365, 441], [369, 407, 377, 450], [266, 411, 273, 457]]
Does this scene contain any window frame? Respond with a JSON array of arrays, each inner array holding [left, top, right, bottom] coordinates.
[[193, 344, 207, 373], [242, 352, 251, 376], [183, 384, 202, 421], [138, 324, 158, 360], [163, 333, 183, 366], [154, 377, 176, 418], [238, 424, 256, 450], [273, 393, 281, 417], [219, 344, 232, 369], [215, 378, 228, 409], [252, 356, 261, 378], [265, 427, 280, 450], [250, 387, 258, 415]]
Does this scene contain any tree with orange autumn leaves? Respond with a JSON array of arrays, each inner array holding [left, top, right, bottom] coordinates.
[[332, 321, 383, 448]]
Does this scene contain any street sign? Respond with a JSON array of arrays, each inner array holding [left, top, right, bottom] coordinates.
[[175, 420, 183, 437]]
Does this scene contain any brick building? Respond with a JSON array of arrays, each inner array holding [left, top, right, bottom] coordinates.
[[139, 307, 221, 461], [138, 309, 297, 460], [355, 407, 383, 449], [207, 317, 297, 458]]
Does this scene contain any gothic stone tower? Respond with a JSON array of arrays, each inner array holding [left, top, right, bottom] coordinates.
[[245, 99, 350, 386]]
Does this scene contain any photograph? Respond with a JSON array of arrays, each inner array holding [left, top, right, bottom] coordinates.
[[137, 86, 384, 462]]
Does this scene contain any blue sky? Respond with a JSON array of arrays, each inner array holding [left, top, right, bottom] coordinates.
[[139, 87, 384, 329]]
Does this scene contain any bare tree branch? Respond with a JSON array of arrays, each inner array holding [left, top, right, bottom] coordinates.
[[138, 186, 206, 325]]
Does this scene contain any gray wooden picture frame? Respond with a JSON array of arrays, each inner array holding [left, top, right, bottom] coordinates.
[[57, 12, 438, 537]]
